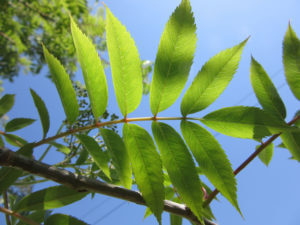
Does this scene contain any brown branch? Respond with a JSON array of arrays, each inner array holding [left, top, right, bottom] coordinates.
[[204, 115, 300, 207], [0, 206, 40, 225], [3, 191, 11, 225], [0, 147, 216, 225]]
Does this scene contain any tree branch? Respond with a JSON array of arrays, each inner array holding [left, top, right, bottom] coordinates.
[[0, 206, 40, 225], [0, 147, 216, 225]]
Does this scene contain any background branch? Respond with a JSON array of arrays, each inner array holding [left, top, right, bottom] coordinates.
[[0, 206, 40, 225]]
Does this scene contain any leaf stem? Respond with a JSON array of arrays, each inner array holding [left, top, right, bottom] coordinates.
[[203, 115, 300, 207], [0, 206, 40, 225]]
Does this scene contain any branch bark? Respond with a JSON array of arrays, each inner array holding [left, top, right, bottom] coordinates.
[[0, 147, 216, 225]]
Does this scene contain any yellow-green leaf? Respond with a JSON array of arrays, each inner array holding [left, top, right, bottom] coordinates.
[[281, 131, 300, 162], [258, 143, 274, 166]]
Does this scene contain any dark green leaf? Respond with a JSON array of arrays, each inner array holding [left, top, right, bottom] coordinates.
[[45, 213, 88, 225], [70, 17, 108, 119], [181, 38, 248, 116], [43, 45, 79, 124], [250, 57, 286, 119], [152, 122, 204, 223], [283, 23, 300, 100], [5, 118, 35, 132], [13, 185, 87, 212], [181, 121, 241, 215], [0, 136, 4, 147], [106, 7, 143, 116], [77, 134, 110, 179], [0, 94, 15, 117], [30, 89, 50, 139], [4, 134, 27, 147], [258, 143, 274, 166], [100, 128, 132, 189], [201, 106, 298, 139], [16, 210, 47, 225], [123, 124, 164, 224], [170, 214, 182, 225], [150, 0, 197, 115], [281, 131, 300, 162]]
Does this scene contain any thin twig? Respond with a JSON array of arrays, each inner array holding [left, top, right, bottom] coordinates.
[[3, 191, 11, 225], [0, 206, 40, 225], [0, 31, 15, 44]]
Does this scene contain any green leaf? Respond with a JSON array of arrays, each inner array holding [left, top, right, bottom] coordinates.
[[152, 122, 204, 223], [281, 131, 300, 162], [283, 23, 300, 100], [49, 141, 71, 155], [181, 121, 241, 215], [76, 134, 110, 179], [0, 144, 33, 193], [123, 124, 164, 224], [201, 106, 298, 139], [45, 213, 88, 225], [30, 89, 50, 139], [250, 57, 286, 119], [42, 45, 79, 124], [5, 118, 35, 132], [4, 134, 27, 147], [106, 7, 143, 116], [13, 185, 87, 212], [0, 94, 15, 117], [16, 210, 47, 225], [170, 214, 182, 225], [181, 38, 248, 116], [100, 128, 132, 189], [70, 17, 108, 119], [150, 0, 197, 115], [258, 143, 274, 166]]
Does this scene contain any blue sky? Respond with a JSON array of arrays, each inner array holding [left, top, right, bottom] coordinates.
[[1, 0, 300, 225]]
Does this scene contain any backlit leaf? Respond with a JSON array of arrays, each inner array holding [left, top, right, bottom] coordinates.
[[150, 0, 197, 115], [30, 89, 50, 139], [258, 143, 274, 166], [0, 94, 15, 117], [152, 122, 204, 223], [181, 38, 248, 116], [45, 213, 88, 225], [170, 214, 182, 225], [70, 17, 108, 119], [13, 185, 87, 212], [4, 134, 27, 147], [201, 106, 298, 139], [181, 121, 241, 215], [283, 23, 300, 100], [250, 57, 286, 119], [43, 45, 79, 124], [123, 124, 164, 224], [106, 7, 143, 116], [49, 141, 71, 155], [100, 128, 132, 189], [77, 134, 110, 179], [281, 131, 300, 162], [5, 118, 35, 132]]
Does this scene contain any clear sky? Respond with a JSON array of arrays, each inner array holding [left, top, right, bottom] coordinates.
[[1, 0, 300, 225]]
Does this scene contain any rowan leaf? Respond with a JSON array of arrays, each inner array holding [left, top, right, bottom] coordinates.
[[123, 124, 164, 224], [106, 7, 143, 116], [5, 118, 35, 132], [281, 131, 300, 162], [42, 45, 79, 124], [258, 143, 274, 166], [30, 89, 50, 139], [13, 185, 87, 212], [283, 23, 300, 100], [201, 106, 298, 139], [181, 121, 241, 215], [250, 57, 286, 119], [45, 214, 88, 225], [152, 122, 204, 223], [181, 38, 248, 116], [100, 128, 132, 189], [77, 134, 110, 179], [70, 17, 108, 119], [150, 0, 197, 115], [0, 94, 15, 117]]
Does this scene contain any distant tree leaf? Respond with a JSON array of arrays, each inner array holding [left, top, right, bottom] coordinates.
[[42, 45, 79, 124], [283, 23, 300, 100], [152, 122, 204, 223], [100, 128, 132, 189], [258, 143, 274, 166], [49, 141, 71, 155], [250, 57, 286, 119], [181, 121, 241, 215], [123, 124, 164, 224], [0, 94, 15, 117], [201, 106, 298, 139], [281, 131, 300, 162], [150, 0, 197, 115], [106, 7, 143, 116], [4, 134, 27, 147], [16, 210, 47, 225], [170, 214, 182, 225], [30, 89, 50, 139], [70, 17, 108, 119], [13, 185, 87, 212], [45, 213, 88, 225], [5, 118, 35, 132], [77, 134, 110, 179], [181, 38, 248, 116]]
